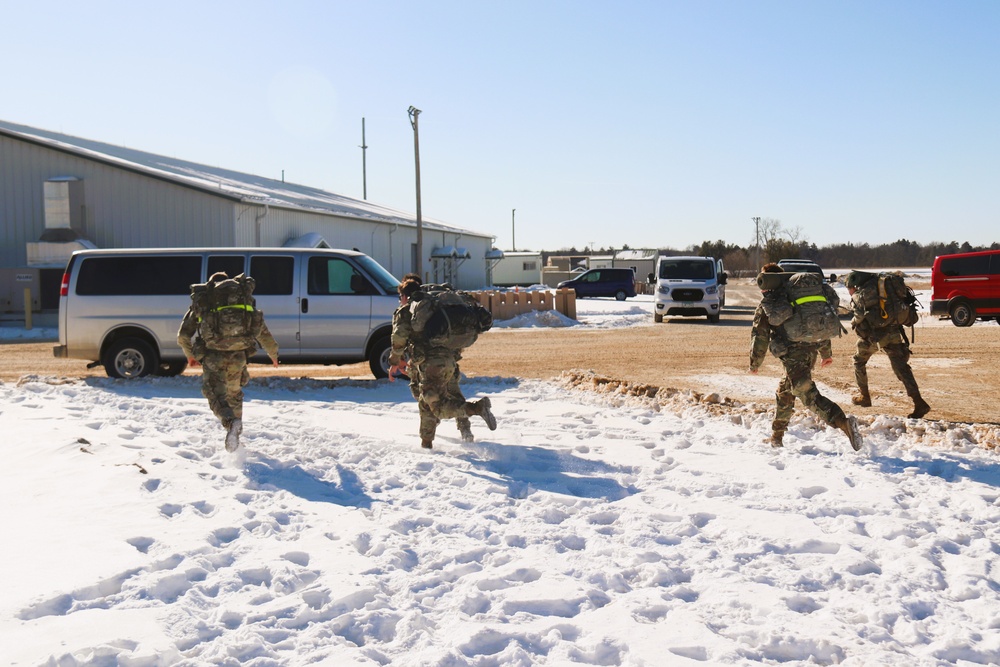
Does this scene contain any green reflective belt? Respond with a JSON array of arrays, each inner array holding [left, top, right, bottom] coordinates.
[[213, 304, 255, 312], [792, 295, 827, 306]]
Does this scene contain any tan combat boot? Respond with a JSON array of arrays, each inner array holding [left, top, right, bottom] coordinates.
[[851, 391, 872, 407], [420, 438, 434, 450], [909, 396, 931, 419], [225, 418, 242, 452], [770, 431, 784, 448], [475, 397, 497, 431], [457, 419, 475, 443], [834, 414, 863, 451]]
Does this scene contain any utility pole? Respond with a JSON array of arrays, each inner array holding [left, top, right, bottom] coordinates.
[[752, 216, 761, 270], [511, 208, 516, 252], [408, 106, 423, 278], [360, 118, 368, 200]]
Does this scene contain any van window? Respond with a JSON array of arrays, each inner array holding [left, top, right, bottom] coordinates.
[[355, 254, 399, 293], [941, 255, 991, 277], [249, 256, 294, 295], [308, 257, 365, 295], [76, 256, 201, 295], [207, 255, 246, 279]]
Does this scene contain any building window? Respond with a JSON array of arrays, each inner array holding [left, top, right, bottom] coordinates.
[[522, 261, 537, 271]]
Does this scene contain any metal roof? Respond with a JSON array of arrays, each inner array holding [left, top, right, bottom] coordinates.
[[0, 119, 487, 238]]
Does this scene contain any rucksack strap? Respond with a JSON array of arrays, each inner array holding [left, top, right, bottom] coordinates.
[[213, 304, 255, 313]]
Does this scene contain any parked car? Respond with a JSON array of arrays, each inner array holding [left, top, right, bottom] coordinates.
[[557, 268, 636, 300], [54, 247, 400, 379], [930, 249, 1000, 326], [777, 259, 825, 279], [650, 256, 726, 323]]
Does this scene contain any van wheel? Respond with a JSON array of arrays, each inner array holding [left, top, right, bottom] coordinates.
[[707, 314, 721, 323], [104, 338, 159, 379], [950, 301, 975, 327], [654, 312, 663, 323], [158, 359, 188, 377], [615, 290, 627, 301], [368, 334, 391, 379]]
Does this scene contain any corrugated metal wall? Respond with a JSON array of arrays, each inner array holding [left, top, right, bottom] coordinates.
[[0, 135, 235, 266], [1, 134, 493, 290]]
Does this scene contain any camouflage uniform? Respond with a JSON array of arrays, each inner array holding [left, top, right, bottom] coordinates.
[[849, 284, 928, 417], [749, 286, 860, 450], [389, 300, 491, 448], [177, 307, 278, 431]]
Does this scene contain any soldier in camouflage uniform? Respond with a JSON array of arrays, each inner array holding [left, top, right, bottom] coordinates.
[[749, 264, 862, 450], [388, 276, 496, 449], [177, 272, 279, 452], [845, 271, 930, 419]]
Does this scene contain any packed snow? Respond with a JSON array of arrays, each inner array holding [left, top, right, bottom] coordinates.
[[3, 292, 999, 666]]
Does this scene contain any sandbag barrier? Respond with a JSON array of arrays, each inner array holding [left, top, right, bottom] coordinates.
[[469, 288, 577, 321]]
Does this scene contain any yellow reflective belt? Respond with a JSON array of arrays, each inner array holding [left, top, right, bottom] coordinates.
[[792, 295, 827, 306], [213, 304, 255, 312]]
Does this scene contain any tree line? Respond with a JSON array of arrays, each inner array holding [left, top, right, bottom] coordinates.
[[546, 219, 997, 274]]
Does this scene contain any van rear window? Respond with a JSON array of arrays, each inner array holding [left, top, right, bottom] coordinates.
[[76, 256, 201, 295]]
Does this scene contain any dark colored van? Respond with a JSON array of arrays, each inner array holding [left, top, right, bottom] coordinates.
[[930, 249, 1000, 326], [557, 268, 636, 300]]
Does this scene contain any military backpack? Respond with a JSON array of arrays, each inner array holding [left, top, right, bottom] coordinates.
[[853, 271, 920, 328], [189, 273, 260, 352], [780, 272, 843, 343], [409, 283, 493, 351]]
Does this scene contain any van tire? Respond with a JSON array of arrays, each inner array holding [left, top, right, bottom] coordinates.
[[104, 337, 159, 379], [950, 301, 975, 327], [158, 359, 188, 377], [615, 290, 627, 301], [368, 334, 391, 379], [654, 312, 663, 323], [707, 313, 720, 324]]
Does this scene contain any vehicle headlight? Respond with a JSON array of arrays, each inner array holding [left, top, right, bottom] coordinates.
[[657, 285, 670, 295], [705, 285, 717, 295]]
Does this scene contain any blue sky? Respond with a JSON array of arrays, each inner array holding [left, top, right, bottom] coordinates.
[[3, 0, 998, 252]]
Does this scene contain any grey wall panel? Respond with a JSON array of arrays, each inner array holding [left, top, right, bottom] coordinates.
[[1, 136, 237, 266], [2, 134, 492, 289]]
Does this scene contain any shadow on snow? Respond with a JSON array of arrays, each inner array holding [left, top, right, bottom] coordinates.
[[246, 455, 374, 508], [457, 441, 638, 501]]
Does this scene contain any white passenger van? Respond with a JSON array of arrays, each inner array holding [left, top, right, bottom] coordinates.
[[651, 256, 727, 323], [54, 247, 400, 379]]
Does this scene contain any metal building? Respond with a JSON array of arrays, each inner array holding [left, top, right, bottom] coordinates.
[[0, 119, 496, 321]]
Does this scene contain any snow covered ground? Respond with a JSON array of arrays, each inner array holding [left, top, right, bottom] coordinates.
[[3, 292, 999, 666]]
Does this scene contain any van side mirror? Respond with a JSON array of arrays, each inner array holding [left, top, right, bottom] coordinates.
[[647, 272, 655, 285], [718, 272, 728, 285]]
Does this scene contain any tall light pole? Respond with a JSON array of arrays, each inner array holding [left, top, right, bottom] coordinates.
[[511, 208, 516, 252], [752, 216, 761, 270], [408, 106, 423, 278], [359, 117, 368, 200]]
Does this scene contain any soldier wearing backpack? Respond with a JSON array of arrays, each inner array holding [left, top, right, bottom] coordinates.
[[387, 278, 496, 449], [388, 275, 476, 443], [749, 264, 863, 451], [845, 271, 930, 419], [177, 272, 279, 452]]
